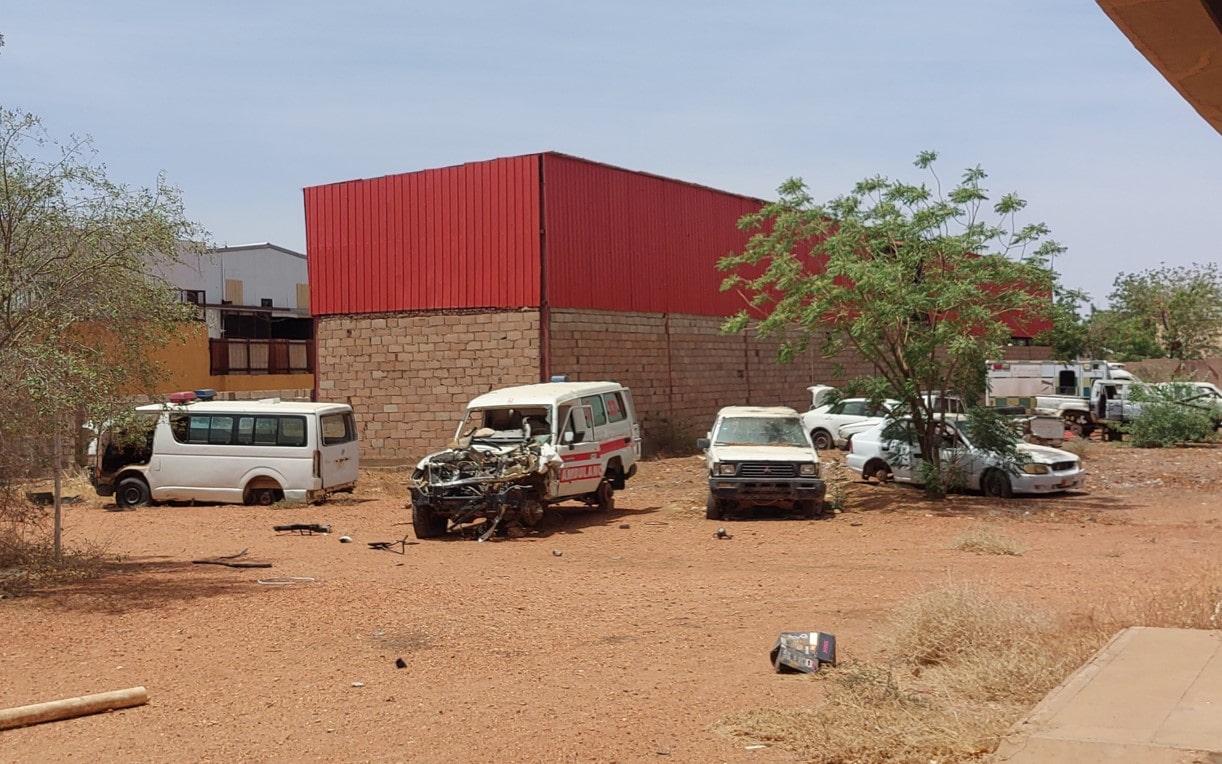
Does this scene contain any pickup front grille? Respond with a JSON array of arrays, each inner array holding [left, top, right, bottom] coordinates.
[[737, 462, 797, 478]]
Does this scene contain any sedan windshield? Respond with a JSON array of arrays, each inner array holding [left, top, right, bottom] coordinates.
[[715, 417, 808, 447]]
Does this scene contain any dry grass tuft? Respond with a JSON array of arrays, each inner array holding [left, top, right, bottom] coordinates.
[[721, 577, 1221, 763], [1058, 439, 1092, 460], [718, 665, 1003, 763], [952, 526, 1025, 556]]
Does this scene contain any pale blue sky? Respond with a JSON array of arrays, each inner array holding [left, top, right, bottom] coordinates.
[[3, 1, 1219, 303]]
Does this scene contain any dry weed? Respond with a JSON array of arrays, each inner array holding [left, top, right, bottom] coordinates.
[[1058, 439, 1091, 460], [721, 577, 1221, 763], [952, 526, 1025, 556], [719, 665, 1003, 763]]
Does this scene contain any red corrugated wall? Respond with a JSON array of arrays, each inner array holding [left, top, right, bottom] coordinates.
[[542, 153, 764, 316], [304, 155, 541, 316]]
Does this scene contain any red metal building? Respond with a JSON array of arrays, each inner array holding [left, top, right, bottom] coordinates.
[[304, 152, 764, 318], [304, 152, 1050, 461]]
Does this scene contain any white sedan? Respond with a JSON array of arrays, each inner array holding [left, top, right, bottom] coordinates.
[[845, 415, 1085, 498], [801, 397, 897, 451]]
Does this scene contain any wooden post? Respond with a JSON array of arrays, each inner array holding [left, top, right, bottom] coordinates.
[[0, 686, 148, 730], [52, 423, 63, 561]]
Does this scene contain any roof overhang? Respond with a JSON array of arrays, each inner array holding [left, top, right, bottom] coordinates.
[[1098, 0, 1222, 134]]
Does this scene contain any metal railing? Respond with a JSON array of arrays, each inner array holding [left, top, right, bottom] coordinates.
[[209, 338, 313, 375]]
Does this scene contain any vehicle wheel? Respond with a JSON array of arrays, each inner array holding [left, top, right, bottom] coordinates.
[[862, 459, 892, 483], [595, 479, 615, 512], [412, 502, 447, 539], [519, 500, 545, 527], [797, 500, 824, 519], [114, 476, 150, 509], [1066, 414, 1095, 439], [812, 429, 834, 451], [705, 493, 729, 520], [245, 488, 279, 506], [981, 470, 1013, 499]]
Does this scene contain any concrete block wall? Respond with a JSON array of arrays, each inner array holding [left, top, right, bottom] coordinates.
[[316, 310, 540, 463], [549, 309, 825, 453], [315, 306, 1055, 462]]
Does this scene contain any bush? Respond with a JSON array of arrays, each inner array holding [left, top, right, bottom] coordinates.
[[1122, 383, 1218, 447]]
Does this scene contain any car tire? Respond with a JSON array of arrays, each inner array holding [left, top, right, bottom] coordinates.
[[862, 459, 892, 483], [705, 493, 729, 520], [797, 500, 823, 519], [595, 479, 615, 512], [812, 429, 834, 451], [245, 487, 280, 506], [981, 469, 1013, 499], [114, 476, 150, 509], [412, 502, 447, 539]]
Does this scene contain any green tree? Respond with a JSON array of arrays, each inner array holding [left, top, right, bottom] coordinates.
[[1084, 308, 1163, 361], [0, 107, 202, 559], [718, 152, 1056, 498], [1109, 263, 1222, 361]]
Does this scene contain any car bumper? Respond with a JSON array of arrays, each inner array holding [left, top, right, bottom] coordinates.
[[1011, 471, 1086, 494], [710, 477, 827, 501]]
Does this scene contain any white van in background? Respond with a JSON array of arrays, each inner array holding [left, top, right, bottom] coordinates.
[[90, 399, 359, 508]]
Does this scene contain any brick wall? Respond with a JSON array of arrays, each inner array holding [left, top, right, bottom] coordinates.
[[549, 309, 831, 453], [316, 310, 540, 463], [317, 306, 1055, 462]]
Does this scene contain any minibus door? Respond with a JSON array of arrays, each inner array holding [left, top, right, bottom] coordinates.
[[319, 412, 359, 489]]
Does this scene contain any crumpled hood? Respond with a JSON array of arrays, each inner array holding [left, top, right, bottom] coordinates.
[[1017, 443, 1078, 464], [708, 445, 819, 463], [415, 441, 562, 473]]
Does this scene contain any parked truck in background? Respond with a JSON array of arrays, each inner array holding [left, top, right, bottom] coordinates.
[[986, 360, 1138, 437], [1089, 379, 1222, 438]]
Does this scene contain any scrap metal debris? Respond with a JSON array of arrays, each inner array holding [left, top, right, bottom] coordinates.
[[770, 631, 837, 674], [273, 523, 331, 535], [368, 536, 411, 554], [192, 549, 272, 569], [409, 433, 562, 536]]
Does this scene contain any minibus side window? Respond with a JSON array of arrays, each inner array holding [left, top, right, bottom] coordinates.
[[254, 417, 278, 445], [236, 417, 255, 445], [279, 416, 307, 447], [321, 413, 355, 445], [208, 416, 234, 445]]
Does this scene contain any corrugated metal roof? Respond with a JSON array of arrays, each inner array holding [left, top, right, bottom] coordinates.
[[542, 153, 763, 316], [304, 155, 540, 315]]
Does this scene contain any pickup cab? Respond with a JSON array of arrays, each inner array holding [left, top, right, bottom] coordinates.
[[697, 406, 826, 520]]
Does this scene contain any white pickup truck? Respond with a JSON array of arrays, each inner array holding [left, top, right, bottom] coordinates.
[[698, 406, 826, 521], [1089, 380, 1222, 439]]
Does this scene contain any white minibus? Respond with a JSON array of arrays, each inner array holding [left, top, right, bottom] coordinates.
[[90, 398, 359, 507]]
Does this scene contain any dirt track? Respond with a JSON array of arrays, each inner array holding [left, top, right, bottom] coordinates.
[[2, 444, 1219, 762]]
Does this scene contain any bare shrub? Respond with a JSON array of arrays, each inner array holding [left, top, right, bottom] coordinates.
[[822, 461, 851, 511], [952, 526, 1025, 556], [0, 513, 114, 596]]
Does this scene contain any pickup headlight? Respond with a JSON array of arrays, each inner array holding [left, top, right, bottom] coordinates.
[[716, 463, 737, 477], [1021, 463, 1051, 475], [799, 463, 819, 477]]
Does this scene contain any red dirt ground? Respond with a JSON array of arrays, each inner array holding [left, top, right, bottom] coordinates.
[[2, 443, 1219, 762]]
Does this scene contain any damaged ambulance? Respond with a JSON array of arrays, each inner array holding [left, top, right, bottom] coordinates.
[[408, 382, 641, 539]]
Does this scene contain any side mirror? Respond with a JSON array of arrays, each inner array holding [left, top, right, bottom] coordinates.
[[696, 437, 710, 450], [562, 431, 574, 444]]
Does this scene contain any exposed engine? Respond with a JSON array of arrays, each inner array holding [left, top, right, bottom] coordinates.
[[409, 432, 563, 538]]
